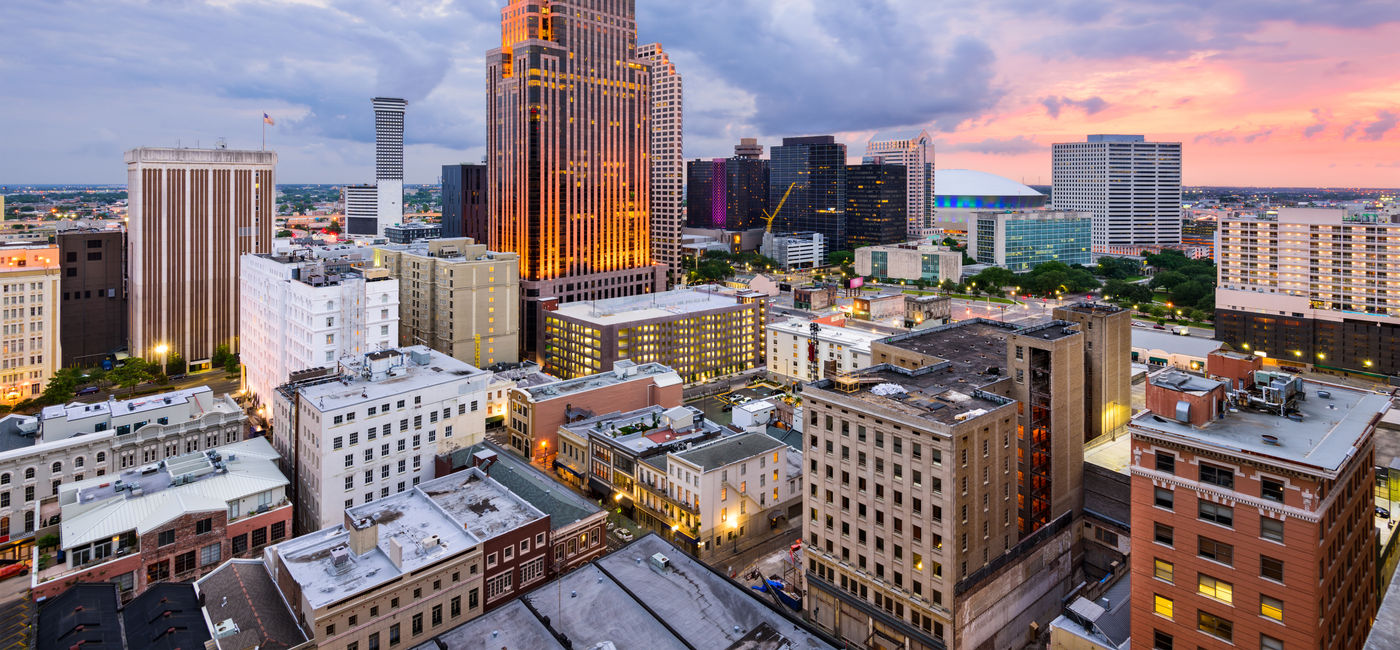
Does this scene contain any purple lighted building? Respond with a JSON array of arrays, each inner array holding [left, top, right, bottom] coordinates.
[[686, 141, 769, 231]]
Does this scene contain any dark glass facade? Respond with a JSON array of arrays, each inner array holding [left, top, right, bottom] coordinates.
[[441, 163, 488, 243], [770, 135, 847, 255], [685, 157, 769, 230], [845, 163, 907, 248]]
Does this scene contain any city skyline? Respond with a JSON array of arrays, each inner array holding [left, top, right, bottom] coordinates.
[[3, 1, 1399, 187]]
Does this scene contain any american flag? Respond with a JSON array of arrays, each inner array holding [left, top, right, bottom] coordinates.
[[263, 113, 275, 126]]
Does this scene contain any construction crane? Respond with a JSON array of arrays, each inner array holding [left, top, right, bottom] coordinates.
[[762, 182, 798, 233]]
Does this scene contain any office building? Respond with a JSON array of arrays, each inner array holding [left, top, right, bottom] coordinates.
[[343, 183, 379, 236], [1052, 134, 1182, 253], [770, 135, 848, 255], [126, 146, 275, 363], [31, 437, 290, 601], [766, 316, 883, 382], [1053, 302, 1132, 443], [686, 153, 770, 231], [271, 347, 491, 531], [932, 169, 1046, 239], [1182, 216, 1216, 257], [0, 385, 246, 562], [350, 97, 406, 237], [383, 222, 441, 244], [1129, 354, 1382, 650], [487, 0, 666, 362], [505, 360, 682, 464], [1215, 207, 1400, 375], [441, 163, 487, 242], [803, 318, 1102, 648], [0, 244, 60, 403], [542, 288, 765, 383], [845, 163, 908, 248], [639, 43, 684, 288], [374, 237, 520, 366], [854, 241, 961, 283], [968, 210, 1092, 271], [864, 131, 934, 240], [761, 231, 825, 270], [239, 249, 399, 414], [57, 228, 126, 368]]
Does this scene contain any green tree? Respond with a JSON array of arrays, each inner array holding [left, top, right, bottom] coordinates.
[[211, 344, 233, 368], [165, 353, 187, 377], [325, 219, 343, 234], [828, 250, 854, 267], [1170, 281, 1209, 307], [224, 353, 240, 375], [1150, 270, 1187, 291], [939, 279, 957, 293], [109, 359, 153, 397], [276, 229, 294, 238], [43, 367, 84, 403]]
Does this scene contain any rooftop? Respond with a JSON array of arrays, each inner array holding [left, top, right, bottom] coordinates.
[[0, 413, 36, 452], [935, 169, 1044, 198], [485, 361, 558, 390], [520, 361, 681, 402], [275, 467, 544, 609], [674, 431, 784, 470], [446, 442, 602, 531], [277, 347, 488, 413], [58, 437, 287, 550], [37, 584, 124, 650], [121, 583, 211, 650], [550, 288, 752, 326], [1132, 329, 1223, 358], [814, 363, 1012, 425], [195, 560, 308, 650], [41, 385, 236, 428], [1132, 376, 1390, 474], [564, 405, 724, 456]]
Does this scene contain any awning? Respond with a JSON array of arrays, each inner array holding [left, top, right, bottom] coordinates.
[[553, 460, 584, 480], [673, 530, 698, 545], [1148, 357, 1169, 366], [587, 476, 612, 497]]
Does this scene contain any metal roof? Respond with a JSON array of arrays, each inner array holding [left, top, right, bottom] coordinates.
[[935, 169, 1043, 198]]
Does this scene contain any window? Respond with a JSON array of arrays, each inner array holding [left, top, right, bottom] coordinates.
[[1198, 501, 1233, 527], [1152, 629, 1173, 650], [1260, 555, 1284, 582], [1153, 594, 1173, 619], [450, 596, 461, 618], [390, 623, 400, 646], [412, 613, 423, 636], [1197, 574, 1233, 604], [1261, 517, 1284, 542], [174, 551, 197, 574], [196, 518, 213, 535], [1199, 463, 1234, 489], [431, 604, 442, 627], [1154, 523, 1173, 546], [1261, 477, 1285, 502], [1262, 634, 1284, 650], [486, 572, 513, 600], [1260, 595, 1283, 622], [252, 527, 268, 547], [1154, 488, 1173, 510], [1197, 611, 1233, 642], [1154, 559, 1174, 583], [369, 634, 380, 650], [1197, 537, 1233, 566], [1155, 451, 1175, 474], [158, 530, 176, 547], [200, 543, 221, 566], [147, 560, 170, 582], [232, 534, 248, 555]]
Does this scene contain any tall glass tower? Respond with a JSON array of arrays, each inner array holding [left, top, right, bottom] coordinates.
[[770, 135, 848, 256]]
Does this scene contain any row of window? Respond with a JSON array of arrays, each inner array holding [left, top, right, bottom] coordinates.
[[1153, 488, 1286, 541], [1155, 452, 1286, 502]]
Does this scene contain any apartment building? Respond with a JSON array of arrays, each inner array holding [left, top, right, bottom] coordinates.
[[1216, 207, 1400, 376], [271, 347, 491, 532], [57, 228, 126, 367], [240, 250, 399, 414], [542, 288, 765, 383], [31, 437, 289, 601], [804, 318, 1097, 649], [505, 360, 682, 465], [0, 244, 61, 404], [766, 316, 883, 382], [1129, 352, 1384, 650], [375, 237, 520, 367]]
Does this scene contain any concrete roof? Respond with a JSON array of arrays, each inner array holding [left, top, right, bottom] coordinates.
[[449, 442, 602, 531], [521, 361, 681, 402], [935, 169, 1043, 198], [767, 318, 886, 349], [196, 560, 308, 650], [550, 288, 750, 326], [283, 346, 488, 413], [1131, 329, 1222, 358], [428, 600, 561, 650], [41, 386, 226, 427], [1367, 567, 1400, 648], [0, 414, 36, 453]]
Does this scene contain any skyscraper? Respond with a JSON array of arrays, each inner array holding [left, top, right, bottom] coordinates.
[[685, 142, 769, 232], [441, 163, 488, 242], [844, 162, 907, 248], [126, 146, 275, 363], [1051, 134, 1182, 253], [487, 0, 665, 361], [770, 135, 847, 256], [638, 43, 683, 289], [864, 131, 933, 240], [346, 98, 406, 237]]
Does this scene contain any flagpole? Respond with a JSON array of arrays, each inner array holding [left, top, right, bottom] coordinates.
[[262, 114, 266, 151]]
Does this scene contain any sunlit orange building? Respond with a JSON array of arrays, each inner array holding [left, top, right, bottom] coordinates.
[[0, 244, 60, 403]]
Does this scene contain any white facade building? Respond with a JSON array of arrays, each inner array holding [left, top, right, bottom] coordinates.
[[662, 431, 801, 557], [761, 232, 825, 270], [639, 43, 684, 288], [864, 131, 934, 240], [373, 97, 405, 236], [766, 318, 883, 382], [342, 184, 378, 236], [0, 245, 60, 404], [239, 250, 400, 415], [271, 346, 491, 531], [1051, 134, 1182, 253]]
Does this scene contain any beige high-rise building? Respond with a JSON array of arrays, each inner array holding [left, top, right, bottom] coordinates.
[[374, 238, 519, 367], [0, 244, 60, 404], [126, 147, 276, 363], [487, 0, 666, 362], [638, 42, 683, 288], [1052, 302, 1131, 442]]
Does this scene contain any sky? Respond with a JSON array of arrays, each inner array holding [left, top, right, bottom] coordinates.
[[3, 0, 1400, 187]]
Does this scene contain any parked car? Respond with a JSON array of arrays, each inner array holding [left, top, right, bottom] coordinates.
[[1152, 324, 1167, 330], [76, 386, 101, 396], [1377, 506, 1391, 519], [0, 562, 29, 580]]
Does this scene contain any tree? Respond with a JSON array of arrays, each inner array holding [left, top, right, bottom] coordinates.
[[828, 251, 854, 267], [939, 279, 957, 293], [1170, 281, 1209, 307], [165, 353, 187, 377], [276, 229, 294, 238], [109, 359, 153, 396], [42, 367, 83, 403], [211, 344, 233, 368], [224, 353, 241, 375], [325, 219, 343, 234]]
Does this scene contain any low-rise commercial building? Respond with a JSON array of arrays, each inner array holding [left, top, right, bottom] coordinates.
[[31, 437, 289, 601], [854, 242, 961, 283], [1130, 327, 1223, 372], [766, 317, 883, 382], [852, 291, 906, 323], [482, 361, 557, 427], [0, 244, 61, 404], [271, 347, 491, 531], [968, 210, 1092, 271], [1129, 354, 1383, 650], [905, 294, 952, 329], [542, 288, 765, 383], [761, 231, 825, 269]]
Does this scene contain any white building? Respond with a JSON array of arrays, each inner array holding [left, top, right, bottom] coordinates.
[[761, 231, 825, 270], [639, 43, 684, 288], [342, 184, 378, 236], [1051, 134, 1182, 253], [373, 97, 405, 236], [865, 131, 934, 240], [240, 250, 400, 415], [271, 346, 491, 531], [766, 318, 883, 382], [0, 245, 61, 404]]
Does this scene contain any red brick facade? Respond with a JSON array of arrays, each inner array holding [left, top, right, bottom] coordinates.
[[480, 516, 551, 611]]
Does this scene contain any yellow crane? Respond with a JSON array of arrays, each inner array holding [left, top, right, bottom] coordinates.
[[762, 182, 798, 233]]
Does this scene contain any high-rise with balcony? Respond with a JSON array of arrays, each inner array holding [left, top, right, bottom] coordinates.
[[486, 0, 665, 362], [770, 135, 847, 256], [638, 43, 683, 288], [864, 131, 933, 240], [1051, 134, 1182, 253], [126, 146, 275, 364]]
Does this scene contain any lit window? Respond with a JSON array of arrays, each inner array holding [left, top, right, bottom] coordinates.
[[1153, 559, 1174, 584], [1153, 594, 1173, 619], [1261, 595, 1283, 622], [1197, 574, 1233, 604]]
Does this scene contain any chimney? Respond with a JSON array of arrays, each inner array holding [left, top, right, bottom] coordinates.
[[347, 515, 378, 556]]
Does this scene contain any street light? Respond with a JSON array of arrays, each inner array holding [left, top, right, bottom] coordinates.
[[154, 343, 169, 373]]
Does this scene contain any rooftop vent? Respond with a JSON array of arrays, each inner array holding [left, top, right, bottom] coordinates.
[[213, 619, 240, 639], [649, 553, 671, 572]]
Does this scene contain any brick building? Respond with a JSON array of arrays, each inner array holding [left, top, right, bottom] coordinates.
[[57, 228, 127, 367]]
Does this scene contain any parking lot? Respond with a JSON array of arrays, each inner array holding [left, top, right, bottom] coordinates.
[[0, 573, 32, 650]]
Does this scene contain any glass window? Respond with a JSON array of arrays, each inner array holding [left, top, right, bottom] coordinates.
[[1153, 523, 1173, 546], [1154, 488, 1173, 510], [1199, 463, 1234, 489], [1197, 574, 1233, 604], [1260, 555, 1284, 582], [1197, 611, 1232, 642], [1154, 559, 1174, 583], [1261, 517, 1284, 542], [1152, 630, 1173, 650], [1261, 634, 1283, 650], [1198, 501, 1233, 527], [1155, 451, 1175, 474], [1198, 537, 1233, 566], [1261, 477, 1285, 502], [1260, 596, 1283, 621]]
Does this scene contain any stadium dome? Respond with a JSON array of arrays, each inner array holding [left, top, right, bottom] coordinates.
[[934, 169, 1045, 210]]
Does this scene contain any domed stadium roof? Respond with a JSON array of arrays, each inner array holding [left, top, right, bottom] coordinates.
[[934, 169, 1043, 198]]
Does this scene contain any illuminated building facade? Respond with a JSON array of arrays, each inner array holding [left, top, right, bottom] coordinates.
[[969, 210, 1092, 272], [0, 245, 60, 404], [845, 163, 907, 248], [931, 169, 1046, 240], [864, 131, 933, 240], [638, 43, 683, 288], [441, 163, 488, 242], [771, 135, 848, 256], [486, 0, 665, 362], [1052, 134, 1182, 253], [686, 152, 769, 231], [126, 147, 275, 365]]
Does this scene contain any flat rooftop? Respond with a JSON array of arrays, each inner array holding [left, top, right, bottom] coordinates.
[[1132, 379, 1391, 474], [522, 361, 681, 402], [879, 318, 1021, 360], [41, 385, 233, 425], [1132, 328, 1223, 358], [0, 414, 36, 453], [564, 405, 722, 455], [282, 346, 487, 412], [767, 318, 886, 348], [814, 363, 1012, 425], [451, 442, 602, 531], [428, 534, 835, 650], [550, 288, 750, 326]]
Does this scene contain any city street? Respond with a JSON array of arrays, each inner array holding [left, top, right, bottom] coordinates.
[[78, 369, 241, 404], [0, 574, 31, 650]]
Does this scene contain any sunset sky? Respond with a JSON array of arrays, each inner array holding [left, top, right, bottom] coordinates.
[[4, 0, 1399, 187]]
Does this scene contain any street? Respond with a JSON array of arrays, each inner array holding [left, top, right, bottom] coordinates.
[[0, 573, 32, 650], [78, 369, 241, 404]]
